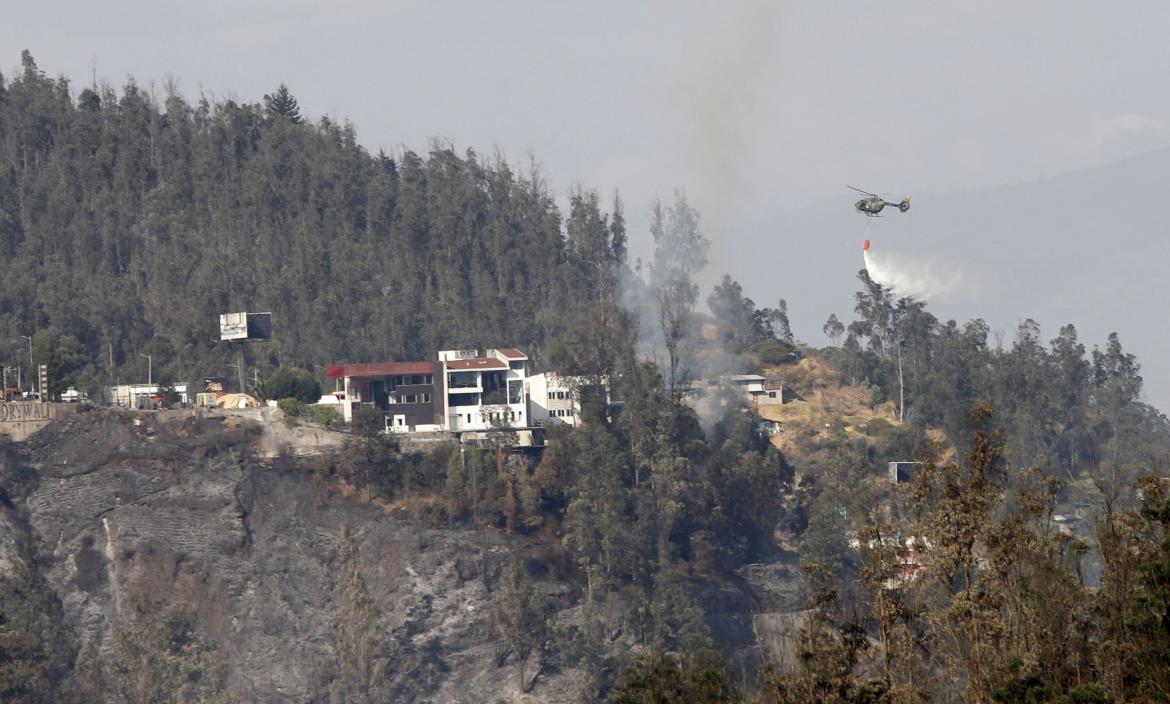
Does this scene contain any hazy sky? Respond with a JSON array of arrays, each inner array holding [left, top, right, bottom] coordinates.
[[6, 1, 1170, 399], [9, 3, 1169, 215]]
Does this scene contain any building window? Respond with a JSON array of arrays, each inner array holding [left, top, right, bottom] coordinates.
[[425, 374, 433, 384], [404, 394, 417, 404], [768, 391, 777, 398], [419, 393, 431, 403], [392, 376, 403, 385], [449, 372, 478, 388], [410, 374, 424, 385]]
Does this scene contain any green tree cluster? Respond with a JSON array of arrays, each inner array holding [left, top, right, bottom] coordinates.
[[831, 268, 1168, 488], [0, 555, 76, 703], [0, 53, 627, 391], [614, 407, 1170, 703], [256, 366, 320, 403]]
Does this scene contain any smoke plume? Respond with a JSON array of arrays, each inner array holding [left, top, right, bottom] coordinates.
[[863, 245, 957, 301]]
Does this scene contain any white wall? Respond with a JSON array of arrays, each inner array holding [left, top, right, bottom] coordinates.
[[526, 373, 581, 427]]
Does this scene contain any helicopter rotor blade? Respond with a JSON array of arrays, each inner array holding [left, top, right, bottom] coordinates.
[[846, 185, 877, 196]]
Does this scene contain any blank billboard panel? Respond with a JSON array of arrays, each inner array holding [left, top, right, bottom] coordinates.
[[246, 312, 273, 340]]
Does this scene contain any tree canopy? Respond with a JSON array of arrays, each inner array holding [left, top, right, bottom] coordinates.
[[0, 52, 626, 392]]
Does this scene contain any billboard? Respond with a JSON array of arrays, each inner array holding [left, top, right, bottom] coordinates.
[[220, 312, 273, 341], [220, 313, 248, 340], [246, 312, 273, 340]]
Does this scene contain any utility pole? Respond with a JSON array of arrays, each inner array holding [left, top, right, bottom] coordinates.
[[227, 359, 245, 394], [20, 335, 32, 398], [139, 353, 152, 386]]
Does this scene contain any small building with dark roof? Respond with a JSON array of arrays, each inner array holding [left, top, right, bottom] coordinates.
[[325, 361, 444, 431], [326, 347, 532, 434]]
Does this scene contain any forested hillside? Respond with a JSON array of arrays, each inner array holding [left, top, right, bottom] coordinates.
[[0, 51, 625, 391], [831, 271, 1168, 480], [3, 50, 1170, 703]]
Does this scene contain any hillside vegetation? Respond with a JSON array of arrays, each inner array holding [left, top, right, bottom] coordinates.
[[755, 357, 902, 457], [0, 51, 624, 393], [2, 52, 1170, 703]]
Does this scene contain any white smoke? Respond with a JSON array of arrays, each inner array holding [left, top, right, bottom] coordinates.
[[863, 245, 958, 301]]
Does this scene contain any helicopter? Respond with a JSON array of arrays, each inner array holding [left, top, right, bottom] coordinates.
[[848, 186, 911, 216]]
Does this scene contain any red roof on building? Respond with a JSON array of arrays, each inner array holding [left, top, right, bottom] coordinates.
[[325, 361, 435, 379], [446, 358, 507, 371], [495, 348, 528, 360]]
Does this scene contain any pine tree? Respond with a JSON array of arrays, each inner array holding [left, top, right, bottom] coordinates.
[[263, 83, 302, 123]]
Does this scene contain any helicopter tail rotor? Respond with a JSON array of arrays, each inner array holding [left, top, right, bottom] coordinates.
[[898, 196, 911, 213]]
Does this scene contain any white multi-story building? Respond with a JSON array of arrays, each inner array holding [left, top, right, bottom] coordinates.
[[526, 372, 582, 426], [439, 348, 529, 432], [527, 372, 624, 427]]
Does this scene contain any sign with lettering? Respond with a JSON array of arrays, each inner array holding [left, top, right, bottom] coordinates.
[[0, 402, 73, 441], [0, 402, 51, 421]]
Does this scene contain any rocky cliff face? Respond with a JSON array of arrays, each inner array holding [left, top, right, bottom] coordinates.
[[0, 409, 589, 703], [0, 408, 802, 702]]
